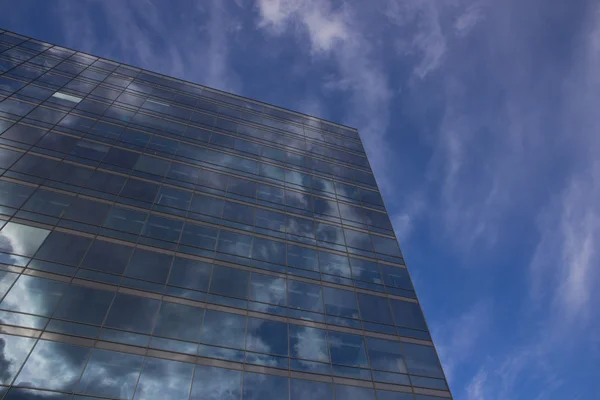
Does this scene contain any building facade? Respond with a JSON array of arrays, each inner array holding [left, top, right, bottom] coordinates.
[[0, 28, 451, 399]]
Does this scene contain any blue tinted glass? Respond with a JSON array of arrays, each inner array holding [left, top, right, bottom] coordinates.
[[390, 299, 427, 330], [0, 270, 18, 298], [0, 222, 49, 256], [246, 317, 288, 355], [380, 265, 413, 290], [0, 181, 35, 208], [103, 207, 147, 234], [209, 265, 249, 299], [190, 365, 242, 400], [35, 231, 91, 265], [82, 239, 134, 274], [357, 293, 393, 325], [156, 185, 192, 210], [366, 337, 407, 373], [255, 208, 285, 232], [250, 273, 286, 305], [287, 245, 318, 271], [316, 223, 345, 244], [222, 201, 254, 225], [1, 275, 66, 316], [252, 237, 286, 265], [134, 357, 194, 400], [344, 229, 373, 251], [141, 214, 184, 242], [323, 287, 360, 318], [63, 197, 110, 225], [291, 379, 333, 400], [328, 332, 368, 367], [180, 223, 218, 250], [371, 235, 402, 257], [104, 293, 160, 333], [334, 385, 375, 400], [53, 285, 114, 325], [0, 333, 36, 385], [349, 258, 382, 284], [85, 170, 127, 194], [401, 343, 444, 379], [200, 310, 246, 349], [120, 178, 159, 203], [77, 349, 143, 398], [15, 340, 90, 391], [22, 189, 74, 216], [124, 248, 173, 283], [319, 251, 350, 277], [0, 147, 22, 169], [375, 390, 414, 400], [189, 193, 224, 218], [217, 230, 252, 257], [242, 372, 288, 400], [168, 257, 212, 292], [287, 280, 322, 312], [289, 325, 329, 362], [153, 301, 204, 341]]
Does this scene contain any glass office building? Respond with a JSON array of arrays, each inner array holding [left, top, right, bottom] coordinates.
[[0, 28, 451, 399]]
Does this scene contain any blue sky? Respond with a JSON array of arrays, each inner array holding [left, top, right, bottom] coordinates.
[[2, 0, 600, 398]]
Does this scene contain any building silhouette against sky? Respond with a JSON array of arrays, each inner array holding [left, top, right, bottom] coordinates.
[[0, 28, 451, 399]]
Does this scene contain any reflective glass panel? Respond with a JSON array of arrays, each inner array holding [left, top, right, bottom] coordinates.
[[242, 372, 288, 400], [76, 349, 143, 399], [15, 340, 90, 391], [134, 357, 194, 400], [190, 365, 242, 400]]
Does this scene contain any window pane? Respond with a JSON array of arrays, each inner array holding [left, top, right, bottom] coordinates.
[[15, 340, 90, 391], [323, 287, 359, 319], [0, 222, 49, 256], [190, 365, 242, 400], [222, 201, 254, 225], [287, 245, 318, 271], [334, 385, 375, 400], [366, 337, 407, 373], [250, 273, 286, 305], [1, 275, 66, 316], [291, 379, 333, 400], [103, 207, 147, 234], [328, 332, 368, 367], [318, 251, 350, 277], [168, 257, 212, 292], [0, 181, 35, 208], [209, 265, 249, 299], [390, 299, 427, 330], [252, 237, 285, 265], [53, 285, 114, 325], [357, 293, 393, 325], [104, 293, 160, 334], [246, 317, 288, 356], [76, 349, 143, 399], [35, 231, 91, 265], [134, 357, 194, 400], [200, 310, 246, 349], [0, 333, 36, 384], [289, 325, 329, 362], [180, 223, 218, 251], [402, 343, 445, 378], [349, 258, 382, 284], [375, 390, 414, 400], [82, 239, 134, 275], [125, 245, 173, 283], [63, 197, 110, 225], [287, 280, 322, 312], [153, 301, 204, 342], [22, 189, 74, 217], [380, 265, 413, 291], [216, 230, 252, 257], [242, 372, 288, 400], [0, 270, 18, 298]]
